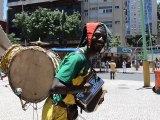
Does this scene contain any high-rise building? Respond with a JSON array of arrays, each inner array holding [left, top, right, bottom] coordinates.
[[126, 0, 157, 36], [0, 0, 4, 21]]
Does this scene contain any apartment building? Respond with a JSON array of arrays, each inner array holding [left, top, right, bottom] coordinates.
[[127, 0, 157, 36], [81, 0, 127, 46], [0, 0, 4, 21]]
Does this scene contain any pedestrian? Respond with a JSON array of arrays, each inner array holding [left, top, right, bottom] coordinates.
[[105, 60, 109, 72], [122, 60, 127, 73], [109, 60, 116, 80], [155, 58, 159, 70], [42, 22, 110, 120], [156, 58, 160, 69], [0, 61, 3, 80], [0, 70, 2, 80]]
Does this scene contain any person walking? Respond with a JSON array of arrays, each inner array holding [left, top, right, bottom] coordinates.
[[104, 60, 109, 72], [109, 60, 116, 80], [42, 22, 110, 120], [157, 59, 160, 69], [122, 60, 127, 73]]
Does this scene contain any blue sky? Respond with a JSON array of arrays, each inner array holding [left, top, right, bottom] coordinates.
[[3, 0, 7, 20], [2, 0, 160, 20]]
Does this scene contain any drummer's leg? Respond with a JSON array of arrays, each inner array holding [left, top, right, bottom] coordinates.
[[42, 97, 67, 120]]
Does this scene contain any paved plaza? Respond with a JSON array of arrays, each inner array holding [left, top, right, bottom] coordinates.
[[0, 67, 160, 120]]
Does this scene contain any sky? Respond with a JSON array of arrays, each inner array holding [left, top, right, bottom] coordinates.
[[2, 0, 160, 20], [3, 0, 7, 20]]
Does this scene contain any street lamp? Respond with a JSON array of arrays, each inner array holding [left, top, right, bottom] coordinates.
[[20, 0, 24, 12], [59, 10, 67, 47]]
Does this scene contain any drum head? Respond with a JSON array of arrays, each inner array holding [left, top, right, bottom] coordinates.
[[8, 47, 56, 103]]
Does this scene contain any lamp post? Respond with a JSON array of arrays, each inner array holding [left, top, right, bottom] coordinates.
[[59, 10, 67, 47], [20, 0, 24, 12], [140, 0, 150, 87], [122, 0, 127, 47]]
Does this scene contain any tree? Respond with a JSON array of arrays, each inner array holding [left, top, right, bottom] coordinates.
[[8, 33, 20, 44], [12, 12, 31, 41], [65, 11, 82, 39], [111, 34, 121, 47], [12, 8, 81, 42]]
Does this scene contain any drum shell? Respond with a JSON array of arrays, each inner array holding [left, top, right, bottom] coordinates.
[[8, 46, 60, 103]]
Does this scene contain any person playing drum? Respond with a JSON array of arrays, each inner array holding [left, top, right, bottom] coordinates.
[[42, 22, 110, 120]]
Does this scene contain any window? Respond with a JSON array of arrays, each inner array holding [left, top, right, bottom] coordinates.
[[99, 6, 112, 14], [115, 6, 119, 9], [84, 10, 88, 17], [104, 0, 113, 2], [104, 21, 112, 28], [115, 21, 120, 24]]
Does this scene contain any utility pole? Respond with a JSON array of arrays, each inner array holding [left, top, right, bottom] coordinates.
[[20, 0, 24, 12], [140, 0, 150, 87]]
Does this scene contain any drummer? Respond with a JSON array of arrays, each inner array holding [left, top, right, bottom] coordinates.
[[42, 22, 110, 120]]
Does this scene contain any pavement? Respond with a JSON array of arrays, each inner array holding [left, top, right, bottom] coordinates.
[[96, 65, 155, 74], [0, 67, 160, 120]]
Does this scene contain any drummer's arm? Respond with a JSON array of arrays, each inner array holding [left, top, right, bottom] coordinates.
[[49, 78, 92, 95]]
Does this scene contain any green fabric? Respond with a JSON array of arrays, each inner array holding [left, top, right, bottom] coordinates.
[[55, 53, 85, 83], [52, 47, 90, 103]]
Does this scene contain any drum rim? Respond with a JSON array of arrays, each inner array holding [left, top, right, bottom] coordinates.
[[8, 46, 56, 103], [1, 45, 21, 73]]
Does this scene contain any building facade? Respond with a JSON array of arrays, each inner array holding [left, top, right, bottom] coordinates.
[[126, 0, 157, 36], [81, 0, 127, 46], [0, 0, 4, 21]]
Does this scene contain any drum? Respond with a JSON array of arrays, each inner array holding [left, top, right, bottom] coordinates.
[[7, 46, 60, 103]]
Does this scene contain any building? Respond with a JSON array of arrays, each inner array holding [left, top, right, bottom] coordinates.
[[81, 0, 127, 46], [8, 0, 157, 47], [0, 0, 4, 21], [7, 0, 81, 37], [126, 0, 157, 36], [0, 0, 6, 32], [8, 0, 128, 46]]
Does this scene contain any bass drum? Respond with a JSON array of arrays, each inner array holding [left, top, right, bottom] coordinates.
[[8, 46, 61, 103]]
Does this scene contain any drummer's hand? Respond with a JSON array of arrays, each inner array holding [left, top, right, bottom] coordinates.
[[84, 83, 92, 93]]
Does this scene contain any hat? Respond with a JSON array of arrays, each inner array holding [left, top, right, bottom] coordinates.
[[78, 22, 112, 48]]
